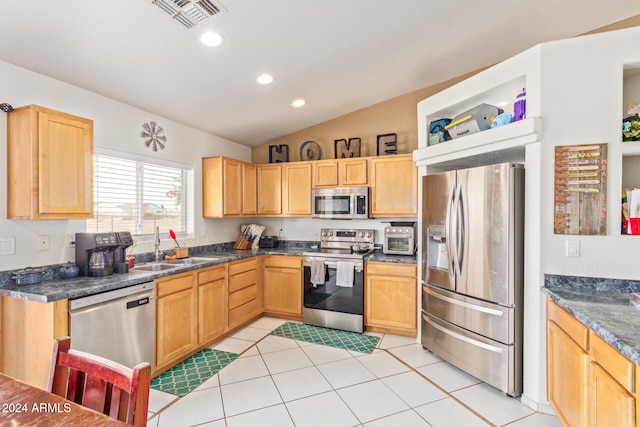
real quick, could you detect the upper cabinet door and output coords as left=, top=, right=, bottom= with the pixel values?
left=8, top=105, right=93, bottom=219
left=242, top=163, right=257, bottom=216
left=282, top=162, right=312, bottom=216
left=313, top=161, right=339, bottom=187
left=257, top=164, right=282, bottom=215
left=369, top=154, right=417, bottom=217
left=222, top=158, right=243, bottom=216
left=339, top=159, right=368, bottom=186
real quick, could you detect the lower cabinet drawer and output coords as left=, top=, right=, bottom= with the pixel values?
left=229, top=299, right=259, bottom=326
left=229, top=270, right=257, bottom=293
left=229, top=284, right=257, bottom=309
left=590, top=331, right=635, bottom=393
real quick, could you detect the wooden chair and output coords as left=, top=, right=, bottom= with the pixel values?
left=47, top=336, right=151, bottom=427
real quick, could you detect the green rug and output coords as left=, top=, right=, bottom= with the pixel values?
left=271, top=322, right=379, bottom=354
left=151, top=348, right=238, bottom=396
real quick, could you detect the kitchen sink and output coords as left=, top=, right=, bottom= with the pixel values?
left=133, top=257, right=219, bottom=272
left=133, top=263, right=176, bottom=272
left=164, top=257, right=219, bottom=265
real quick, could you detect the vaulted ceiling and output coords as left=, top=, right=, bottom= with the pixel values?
left=1, top=1, right=639, bottom=146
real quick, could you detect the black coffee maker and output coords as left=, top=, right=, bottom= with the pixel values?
left=113, top=231, right=133, bottom=274
left=75, top=232, right=118, bottom=277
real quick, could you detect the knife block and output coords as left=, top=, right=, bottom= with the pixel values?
left=174, top=247, right=189, bottom=258
left=233, top=235, right=252, bottom=249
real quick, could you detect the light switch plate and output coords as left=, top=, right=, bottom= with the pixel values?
left=566, top=239, right=580, bottom=257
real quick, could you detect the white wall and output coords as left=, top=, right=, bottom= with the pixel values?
left=0, top=60, right=251, bottom=270
left=538, top=27, right=640, bottom=279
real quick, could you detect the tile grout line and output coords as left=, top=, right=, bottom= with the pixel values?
left=381, top=347, right=499, bottom=427
left=147, top=334, right=266, bottom=423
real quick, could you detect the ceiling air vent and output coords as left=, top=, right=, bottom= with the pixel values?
left=152, top=0, right=225, bottom=29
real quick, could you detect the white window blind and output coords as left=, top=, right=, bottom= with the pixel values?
left=87, top=152, right=194, bottom=238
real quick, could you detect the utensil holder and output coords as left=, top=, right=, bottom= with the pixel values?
left=174, top=247, right=189, bottom=258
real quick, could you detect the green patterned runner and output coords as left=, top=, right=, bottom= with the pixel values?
left=271, top=322, right=379, bottom=354
left=151, top=348, right=238, bottom=396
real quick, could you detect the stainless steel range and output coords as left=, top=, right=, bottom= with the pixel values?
left=302, top=228, right=374, bottom=333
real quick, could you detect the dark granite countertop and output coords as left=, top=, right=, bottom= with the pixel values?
left=0, top=246, right=416, bottom=303
left=543, top=274, right=640, bottom=366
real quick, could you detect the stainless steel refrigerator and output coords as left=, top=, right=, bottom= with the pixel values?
left=421, top=162, right=524, bottom=397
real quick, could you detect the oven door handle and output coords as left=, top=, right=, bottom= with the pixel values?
left=304, top=259, right=363, bottom=271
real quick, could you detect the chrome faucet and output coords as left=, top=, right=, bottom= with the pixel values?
left=154, top=226, right=161, bottom=262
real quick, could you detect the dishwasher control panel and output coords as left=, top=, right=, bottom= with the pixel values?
left=69, top=281, right=155, bottom=311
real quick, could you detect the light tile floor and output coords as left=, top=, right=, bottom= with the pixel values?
left=147, top=317, right=561, bottom=427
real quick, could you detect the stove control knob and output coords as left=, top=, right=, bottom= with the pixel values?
left=321, top=231, right=328, bottom=237
left=329, top=231, right=334, bottom=237
left=359, top=232, right=365, bottom=237
left=366, top=231, right=372, bottom=238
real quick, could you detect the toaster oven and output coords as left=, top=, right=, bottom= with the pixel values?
left=383, top=223, right=417, bottom=255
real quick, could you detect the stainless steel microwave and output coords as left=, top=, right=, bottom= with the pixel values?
left=311, top=187, right=368, bottom=219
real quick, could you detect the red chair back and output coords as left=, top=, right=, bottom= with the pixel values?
left=47, top=336, right=151, bottom=426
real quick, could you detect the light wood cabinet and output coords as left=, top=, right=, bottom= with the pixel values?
left=547, top=300, right=590, bottom=427
left=365, top=262, right=417, bottom=336
left=228, top=258, right=261, bottom=328
left=590, top=331, right=636, bottom=427
left=197, top=265, right=228, bottom=344
left=202, top=156, right=256, bottom=217
left=282, top=162, right=312, bottom=216
left=0, top=297, right=68, bottom=388
left=546, top=299, right=640, bottom=427
left=155, top=272, right=198, bottom=370
left=313, top=158, right=368, bottom=187
left=257, top=164, right=282, bottom=215
left=263, top=256, right=302, bottom=317
left=369, top=154, right=417, bottom=217
left=7, top=104, right=93, bottom=219
left=242, top=163, right=257, bottom=215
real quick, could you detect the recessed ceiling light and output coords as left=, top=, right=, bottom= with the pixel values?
left=200, top=31, right=224, bottom=47
left=257, top=74, right=275, bottom=85
left=496, top=101, right=509, bottom=107
left=292, top=99, right=306, bottom=107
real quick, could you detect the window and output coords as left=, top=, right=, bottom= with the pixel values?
left=87, top=149, right=194, bottom=239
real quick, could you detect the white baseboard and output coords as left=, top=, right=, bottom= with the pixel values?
left=520, top=394, right=556, bottom=415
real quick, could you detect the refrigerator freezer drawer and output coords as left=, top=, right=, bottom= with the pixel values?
left=422, top=283, right=515, bottom=344
left=421, top=312, right=521, bottom=397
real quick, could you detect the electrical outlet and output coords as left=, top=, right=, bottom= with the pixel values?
left=37, top=235, right=50, bottom=251
left=66, top=234, right=76, bottom=248
left=0, top=237, right=15, bottom=255
left=200, top=225, right=207, bottom=238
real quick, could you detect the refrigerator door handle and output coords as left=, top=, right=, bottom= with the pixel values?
left=446, top=182, right=456, bottom=277
left=457, top=183, right=466, bottom=275
left=451, top=183, right=463, bottom=276
left=423, top=285, right=504, bottom=316
left=422, top=313, right=504, bottom=353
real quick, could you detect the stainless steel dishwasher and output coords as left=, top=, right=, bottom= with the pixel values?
left=69, top=281, right=155, bottom=373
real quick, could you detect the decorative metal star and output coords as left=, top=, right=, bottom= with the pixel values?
left=141, top=121, right=167, bottom=151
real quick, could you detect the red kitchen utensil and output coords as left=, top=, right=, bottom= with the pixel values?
left=169, top=229, right=180, bottom=247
